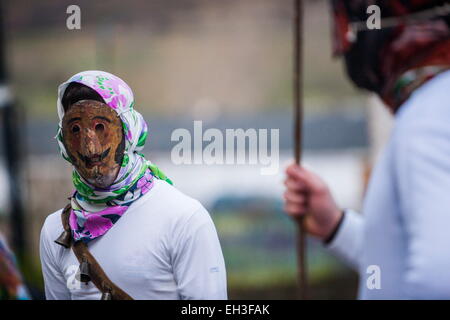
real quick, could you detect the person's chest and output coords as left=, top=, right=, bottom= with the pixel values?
left=57, top=207, right=179, bottom=300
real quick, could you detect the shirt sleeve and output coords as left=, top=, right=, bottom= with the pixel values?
left=39, top=217, right=71, bottom=300
left=393, top=118, right=450, bottom=299
left=325, top=209, right=364, bottom=271
left=171, top=206, right=227, bottom=300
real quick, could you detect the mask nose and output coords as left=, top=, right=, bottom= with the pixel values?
left=82, top=128, right=102, bottom=156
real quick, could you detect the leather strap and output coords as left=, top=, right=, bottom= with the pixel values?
left=57, top=204, right=133, bottom=300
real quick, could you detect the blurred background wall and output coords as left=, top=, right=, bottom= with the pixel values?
left=0, top=0, right=390, bottom=299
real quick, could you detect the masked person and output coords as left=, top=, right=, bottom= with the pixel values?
left=284, top=1, right=450, bottom=299
left=39, top=71, right=227, bottom=300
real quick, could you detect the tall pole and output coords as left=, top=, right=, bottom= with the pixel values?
left=293, top=0, right=307, bottom=299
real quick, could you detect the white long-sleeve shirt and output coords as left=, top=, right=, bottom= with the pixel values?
left=327, top=70, right=450, bottom=299
left=39, top=178, right=227, bottom=300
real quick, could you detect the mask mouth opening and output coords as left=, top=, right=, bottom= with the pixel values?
left=77, top=147, right=111, bottom=168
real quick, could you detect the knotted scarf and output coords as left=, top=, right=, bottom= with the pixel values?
left=56, top=70, right=172, bottom=243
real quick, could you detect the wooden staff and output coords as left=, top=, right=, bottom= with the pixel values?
left=293, top=0, right=307, bottom=300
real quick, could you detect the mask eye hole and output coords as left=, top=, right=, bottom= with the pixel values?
left=71, top=124, right=80, bottom=134
left=95, top=123, right=105, bottom=133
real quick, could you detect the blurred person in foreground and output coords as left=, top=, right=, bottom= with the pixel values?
left=40, top=71, right=227, bottom=300
left=284, top=1, right=450, bottom=299
left=0, top=232, right=30, bottom=299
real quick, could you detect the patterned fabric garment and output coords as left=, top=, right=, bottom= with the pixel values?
left=0, top=234, right=30, bottom=300
left=330, top=0, right=450, bottom=111
left=56, top=71, right=172, bottom=243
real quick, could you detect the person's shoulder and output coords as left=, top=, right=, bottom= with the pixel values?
left=390, top=72, right=450, bottom=160
left=149, top=178, right=203, bottom=211
left=153, top=182, right=216, bottom=244
left=40, top=208, right=65, bottom=243
left=139, top=178, right=211, bottom=225
left=396, top=70, right=450, bottom=131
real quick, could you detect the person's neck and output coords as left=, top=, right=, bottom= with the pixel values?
left=381, top=40, right=450, bottom=113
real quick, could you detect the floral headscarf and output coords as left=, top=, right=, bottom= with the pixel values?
left=56, top=70, right=172, bottom=242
